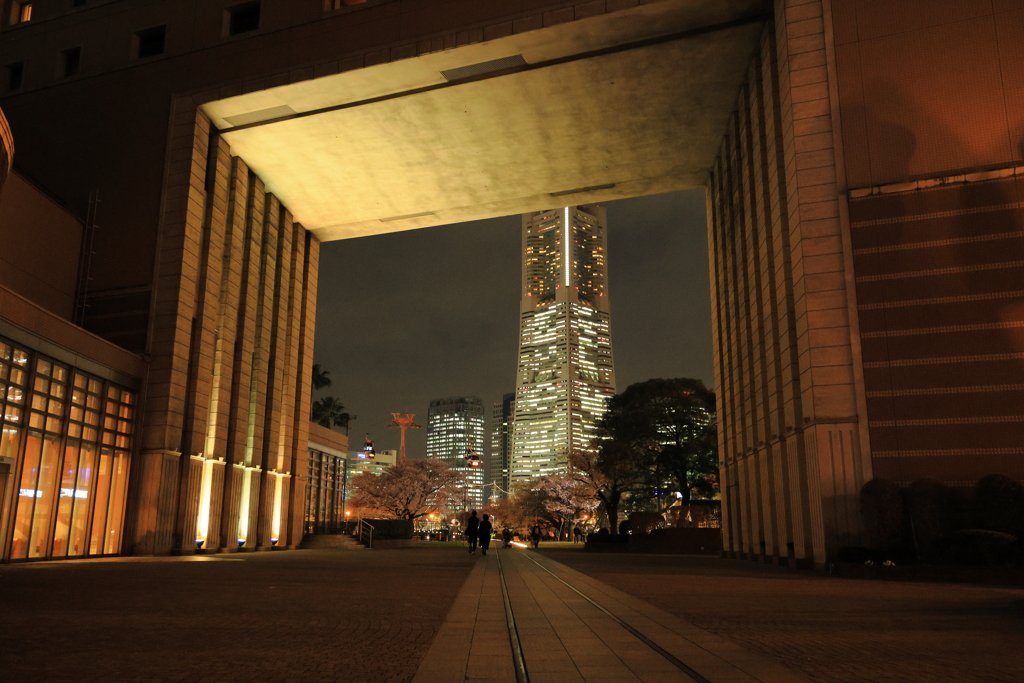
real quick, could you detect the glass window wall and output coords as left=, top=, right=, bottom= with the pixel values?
left=0, top=337, right=136, bottom=562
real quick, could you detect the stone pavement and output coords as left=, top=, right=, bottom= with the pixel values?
left=0, top=548, right=476, bottom=683
left=3, top=546, right=1021, bottom=682
left=416, top=547, right=811, bottom=683
left=542, top=549, right=1024, bottom=683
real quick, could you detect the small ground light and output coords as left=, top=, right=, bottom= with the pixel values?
left=237, top=539, right=245, bottom=548
left=270, top=538, right=278, bottom=546
left=195, top=539, right=204, bottom=550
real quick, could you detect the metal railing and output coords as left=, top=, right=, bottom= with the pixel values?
left=355, top=518, right=375, bottom=549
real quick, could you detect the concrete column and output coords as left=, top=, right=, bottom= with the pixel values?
left=288, top=232, right=319, bottom=549
left=131, top=450, right=180, bottom=555
left=136, top=101, right=212, bottom=554
left=220, top=463, right=245, bottom=551
left=207, top=152, right=249, bottom=460
left=773, top=0, right=868, bottom=565
left=226, top=174, right=264, bottom=468
left=205, top=459, right=226, bottom=551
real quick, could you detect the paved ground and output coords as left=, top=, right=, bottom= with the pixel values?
left=0, top=548, right=476, bottom=683
left=3, top=546, right=1022, bottom=682
left=541, top=549, right=1024, bottom=683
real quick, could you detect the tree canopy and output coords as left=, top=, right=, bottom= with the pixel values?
left=349, top=459, right=465, bottom=520
left=311, top=396, right=353, bottom=434
left=312, top=363, right=332, bottom=391
left=566, top=377, right=718, bottom=532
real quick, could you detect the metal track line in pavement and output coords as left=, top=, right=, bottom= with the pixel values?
left=519, top=551, right=712, bottom=683
left=496, top=551, right=530, bottom=683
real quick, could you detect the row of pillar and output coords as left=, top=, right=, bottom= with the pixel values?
left=129, top=103, right=318, bottom=555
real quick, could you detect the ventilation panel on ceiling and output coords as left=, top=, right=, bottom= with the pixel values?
left=440, top=55, right=527, bottom=82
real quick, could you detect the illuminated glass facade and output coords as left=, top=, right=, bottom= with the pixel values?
left=426, top=396, right=486, bottom=508
left=1, top=337, right=135, bottom=561
left=510, top=206, right=615, bottom=482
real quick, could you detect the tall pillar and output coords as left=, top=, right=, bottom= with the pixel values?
left=135, top=102, right=320, bottom=556
left=707, top=0, right=871, bottom=567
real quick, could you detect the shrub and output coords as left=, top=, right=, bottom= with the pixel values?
left=860, top=478, right=908, bottom=559
left=836, top=546, right=873, bottom=563
left=365, top=519, right=414, bottom=540
left=944, top=529, right=1020, bottom=566
left=618, top=520, right=632, bottom=535
left=905, top=479, right=953, bottom=561
left=628, top=511, right=664, bottom=536
left=974, top=475, right=1024, bottom=537
left=586, top=533, right=629, bottom=544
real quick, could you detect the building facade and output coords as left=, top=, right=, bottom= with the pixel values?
left=426, top=396, right=485, bottom=509
left=0, top=0, right=1021, bottom=571
left=489, top=393, right=514, bottom=501
left=346, top=448, right=397, bottom=485
left=510, top=206, right=616, bottom=483
left=305, top=422, right=348, bottom=533
left=706, top=0, right=1024, bottom=568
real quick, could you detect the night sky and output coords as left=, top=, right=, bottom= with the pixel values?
left=313, top=188, right=714, bottom=459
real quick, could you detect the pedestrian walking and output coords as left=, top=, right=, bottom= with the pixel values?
left=465, top=510, right=480, bottom=554
left=502, top=527, right=513, bottom=548
left=530, top=524, right=541, bottom=549
left=478, top=514, right=493, bottom=556
left=573, top=524, right=583, bottom=543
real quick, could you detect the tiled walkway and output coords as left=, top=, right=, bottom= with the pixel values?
left=414, top=548, right=811, bottom=683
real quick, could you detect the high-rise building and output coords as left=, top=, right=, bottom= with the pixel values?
left=489, top=393, right=515, bottom=501
left=426, top=397, right=486, bottom=509
left=510, top=206, right=616, bottom=483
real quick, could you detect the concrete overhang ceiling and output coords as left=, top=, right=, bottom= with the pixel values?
left=201, top=0, right=769, bottom=241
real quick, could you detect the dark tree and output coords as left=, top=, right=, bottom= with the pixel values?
left=311, top=396, right=353, bottom=434
left=569, top=441, right=652, bottom=536
left=312, top=363, right=332, bottom=391
left=599, top=378, right=718, bottom=504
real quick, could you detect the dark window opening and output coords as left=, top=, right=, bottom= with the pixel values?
left=227, top=1, right=260, bottom=36
left=61, top=47, right=81, bottom=77
left=72, top=0, right=87, bottom=7
left=6, top=62, right=24, bottom=91
left=134, top=25, right=166, bottom=59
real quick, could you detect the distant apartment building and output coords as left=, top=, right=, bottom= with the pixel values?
left=346, top=448, right=397, bottom=484
left=510, top=206, right=616, bottom=483
left=489, top=393, right=514, bottom=501
left=426, top=396, right=486, bottom=509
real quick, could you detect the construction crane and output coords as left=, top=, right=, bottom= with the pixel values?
left=388, top=412, right=421, bottom=463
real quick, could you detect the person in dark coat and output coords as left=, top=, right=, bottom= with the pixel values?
left=465, top=510, right=480, bottom=554
left=502, top=527, right=513, bottom=548
left=530, top=524, right=541, bottom=549
left=478, top=514, right=493, bottom=556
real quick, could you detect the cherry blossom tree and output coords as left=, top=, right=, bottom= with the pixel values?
left=350, top=458, right=465, bottom=520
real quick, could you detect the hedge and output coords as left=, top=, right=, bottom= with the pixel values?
left=365, top=519, right=414, bottom=540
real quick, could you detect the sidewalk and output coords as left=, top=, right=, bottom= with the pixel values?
left=414, top=548, right=811, bottom=683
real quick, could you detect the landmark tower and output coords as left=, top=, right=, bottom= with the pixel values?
left=510, top=206, right=616, bottom=483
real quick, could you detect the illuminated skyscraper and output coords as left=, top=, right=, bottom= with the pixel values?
left=426, top=396, right=486, bottom=508
left=510, top=206, right=616, bottom=483
left=489, top=393, right=515, bottom=501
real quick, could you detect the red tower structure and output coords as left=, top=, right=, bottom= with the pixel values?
left=388, top=413, right=421, bottom=463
